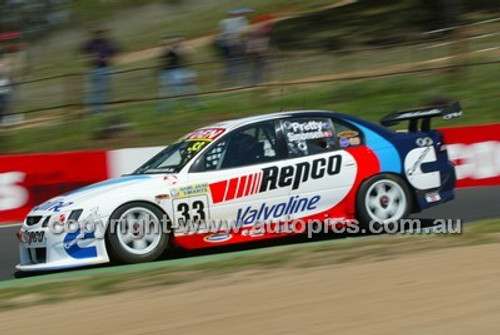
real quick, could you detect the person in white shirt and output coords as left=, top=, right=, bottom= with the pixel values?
left=217, top=8, right=252, bottom=87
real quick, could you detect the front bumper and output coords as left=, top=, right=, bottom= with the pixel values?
left=16, top=257, right=108, bottom=272
left=16, top=215, right=110, bottom=272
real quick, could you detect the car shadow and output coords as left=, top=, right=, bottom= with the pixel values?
left=14, top=218, right=438, bottom=279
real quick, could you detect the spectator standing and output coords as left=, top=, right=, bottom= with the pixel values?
left=157, top=34, right=201, bottom=112
left=217, top=8, right=251, bottom=87
left=81, top=27, right=118, bottom=114
left=247, top=14, right=275, bottom=86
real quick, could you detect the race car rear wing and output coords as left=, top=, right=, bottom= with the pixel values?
left=380, top=101, right=462, bottom=132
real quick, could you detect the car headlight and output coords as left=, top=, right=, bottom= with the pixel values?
left=68, top=209, right=83, bottom=222
left=41, top=216, right=51, bottom=228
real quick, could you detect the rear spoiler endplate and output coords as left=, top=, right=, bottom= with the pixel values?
left=380, top=101, right=462, bottom=132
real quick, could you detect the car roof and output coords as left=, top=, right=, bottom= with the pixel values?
left=207, top=110, right=338, bottom=132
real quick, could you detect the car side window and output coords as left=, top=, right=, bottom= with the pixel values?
left=332, top=120, right=363, bottom=148
left=204, top=140, right=227, bottom=170
left=282, top=117, right=337, bottom=158
left=203, top=121, right=278, bottom=171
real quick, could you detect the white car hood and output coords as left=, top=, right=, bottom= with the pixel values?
left=29, top=174, right=173, bottom=216
left=64, top=175, right=158, bottom=202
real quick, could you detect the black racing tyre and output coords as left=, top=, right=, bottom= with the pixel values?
left=106, top=201, right=170, bottom=264
left=356, top=174, right=412, bottom=231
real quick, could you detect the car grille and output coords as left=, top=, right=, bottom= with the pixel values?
left=29, top=248, right=47, bottom=264
left=26, top=216, right=43, bottom=226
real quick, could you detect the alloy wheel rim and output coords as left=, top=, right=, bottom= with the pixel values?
left=116, top=207, right=162, bottom=255
left=365, top=179, right=407, bottom=224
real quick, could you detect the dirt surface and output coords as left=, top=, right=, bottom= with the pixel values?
left=2, top=243, right=500, bottom=334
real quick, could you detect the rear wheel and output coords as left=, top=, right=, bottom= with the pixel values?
left=356, top=174, right=411, bottom=230
left=106, top=202, right=170, bottom=263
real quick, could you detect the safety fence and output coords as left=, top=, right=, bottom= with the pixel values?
left=3, top=24, right=500, bottom=118
left=1, top=123, right=499, bottom=224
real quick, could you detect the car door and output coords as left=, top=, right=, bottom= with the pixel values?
left=186, top=120, right=292, bottom=229
left=278, top=116, right=359, bottom=221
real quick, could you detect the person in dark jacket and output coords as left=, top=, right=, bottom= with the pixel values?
left=157, top=34, right=201, bottom=112
left=81, top=27, right=118, bottom=114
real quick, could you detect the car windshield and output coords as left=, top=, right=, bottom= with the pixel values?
left=133, top=140, right=210, bottom=174
left=133, top=127, right=225, bottom=174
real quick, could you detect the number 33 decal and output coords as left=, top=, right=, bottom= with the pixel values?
left=174, top=197, right=208, bottom=225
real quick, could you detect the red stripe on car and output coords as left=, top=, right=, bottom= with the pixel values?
left=236, top=175, right=247, bottom=198
left=225, top=178, right=239, bottom=201
left=209, top=181, right=227, bottom=204
left=253, top=173, right=261, bottom=194
left=244, top=174, right=254, bottom=196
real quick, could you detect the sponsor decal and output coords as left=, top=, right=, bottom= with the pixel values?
left=443, top=110, right=463, bottom=120
left=339, top=137, right=349, bottom=148
left=209, top=154, right=342, bottom=204
left=404, top=147, right=441, bottom=190
left=406, top=147, right=431, bottom=177
left=186, top=141, right=209, bottom=153
left=63, top=229, right=98, bottom=259
left=348, top=137, right=361, bottom=146
left=260, top=154, right=342, bottom=192
left=236, top=195, right=321, bottom=226
left=170, top=183, right=210, bottom=199
left=18, top=230, right=45, bottom=245
left=183, top=128, right=225, bottom=141
left=33, top=200, right=73, bottom=213
left=285, top=120, right=325, bottom=133
left=337, top=131, right=359, bottom=138
left=397, top=109, right=441, bottom=119
left=283, top=120, right=334, bottom=142
left=425, top=191, right=442, bottom=203
left=416, top=137, right=434, bottom=147
left=203, top=233, right=232, bottom=243
left=338, top=131, right=360, bottom=147
left=170, top=188, right=180, bottom=198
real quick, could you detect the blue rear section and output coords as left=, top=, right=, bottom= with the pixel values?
left=348, top=120, right=401, bottom=174
left=335, top=113, right=456, bottom=212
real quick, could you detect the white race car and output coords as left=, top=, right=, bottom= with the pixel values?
left=17, top=106, right=460, bottom=271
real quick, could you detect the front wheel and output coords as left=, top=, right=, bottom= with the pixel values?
left=356, top=174, right=412, bottom=230
left=106, top=202, right=170, bottom=264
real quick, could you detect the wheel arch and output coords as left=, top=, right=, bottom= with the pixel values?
left=104, top=200, right=174, bottom=263
left=355, top=172, right=419, bottom=215
left=107, top=199, right=174, bottom=235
